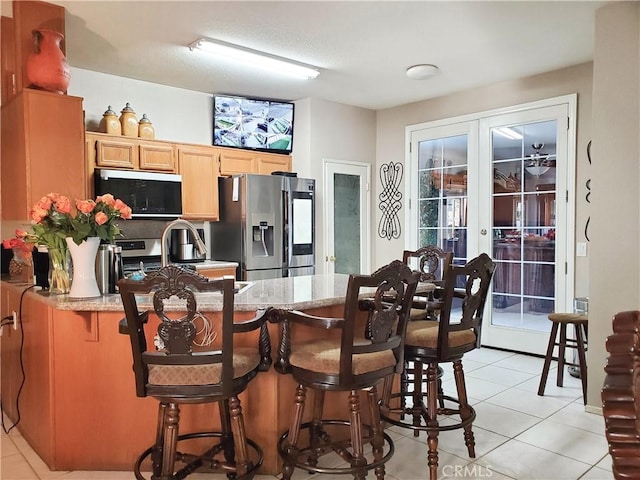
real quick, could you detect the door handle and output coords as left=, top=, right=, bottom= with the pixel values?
left=327, top=255, right=336, bottom=262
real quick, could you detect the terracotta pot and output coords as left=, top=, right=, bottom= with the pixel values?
left=25, top=29, right=71, bottom=94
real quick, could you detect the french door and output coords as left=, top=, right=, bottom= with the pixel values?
left=407, top=96, right=576, bottom=355
left=323, top=159, right=371, bottom=275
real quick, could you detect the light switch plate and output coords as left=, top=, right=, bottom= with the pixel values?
left=576, top=242, right=587, bottom=257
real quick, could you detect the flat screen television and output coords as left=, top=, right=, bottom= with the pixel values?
left=213, top=94, right=294, bottom=155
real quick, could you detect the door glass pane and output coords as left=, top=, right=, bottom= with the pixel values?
left=492, top=120, right=557, bottom=330
left=333, top=173, right=360, bottom=274
left=417, top=135, right=468, bottom=263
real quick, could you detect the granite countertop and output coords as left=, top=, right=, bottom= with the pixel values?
left=2, top=274, right=434, bottom=313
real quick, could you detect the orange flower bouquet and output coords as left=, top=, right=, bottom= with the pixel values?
left=7, top=193, right=132, bottom=293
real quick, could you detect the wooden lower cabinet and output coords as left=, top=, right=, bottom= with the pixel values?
left=178, top=145, right=220, bottom=220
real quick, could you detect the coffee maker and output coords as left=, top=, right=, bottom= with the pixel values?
left=169, top=228, right=206, bottom=263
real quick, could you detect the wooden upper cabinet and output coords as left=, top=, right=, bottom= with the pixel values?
left=218, top=148, right=292, bottom=176
left=218, top=149, right=257, bottom=175
left=93, top=135, right=137, bottom=169
left=86, top=133, right=177, bottom=173
left=178, top=144, right=219, bottom=221
left=138, top=140, right=176, bottom=171
left=1, top=89, right=85, bottom=220
left=256, top=152, right=292, bottom=175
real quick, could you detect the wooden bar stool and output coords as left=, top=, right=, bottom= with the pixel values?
left=537, top=312, right=588, bottom=404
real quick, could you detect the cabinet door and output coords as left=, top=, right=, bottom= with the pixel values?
left=1, top=89, right=85, bottom=220
left=178, top=145, right=219, bottom=220
left=256, top=153, right=292, bottom=174
left=219, top=149, right=257, bottom=175
left=139, top=141, right=176, bottom=172
left=95, top=137, right=137, bottom=169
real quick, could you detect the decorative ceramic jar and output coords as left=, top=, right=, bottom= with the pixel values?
left=25, top=29, right=70, bottom=94
left=119, top=103, right=138, bottom=137
left=138, top=114, right=155, bottom=139
left=99, top=105, right=122, bottom=135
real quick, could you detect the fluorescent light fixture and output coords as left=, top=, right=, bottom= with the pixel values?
left=188, top=38, right=320, bottom=80
left=494, top=127, right=523, bottom=140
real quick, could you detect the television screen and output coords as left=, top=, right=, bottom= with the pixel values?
left=213, top=95, right=294, bottom=155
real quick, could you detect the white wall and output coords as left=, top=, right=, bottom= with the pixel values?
left=588, top=1, right=640, bottom=410
left=300, top=98, right=376, bottom=274
left=68, top=67, right=212, bottom=145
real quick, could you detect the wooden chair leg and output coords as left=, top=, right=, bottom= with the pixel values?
left=557, top=322, right=567, bottom=387
left=282, top=384, right=307, bottom=480
left=538, top=321, right=560, bottom=396
left=426, top=363, right=439, bottom=480
left=151, top=403, right=167, bottom=478
left=348, top=389, right=367, bottom=480
left=453, top=360, right=475, bottom=458
left=218, top=399, right=235, bottom=467
left=412, top=361, right=424, bottom=437
left=367, top=385, right=386, bottom=480
left=229, top=395, right=251, bottom=477
left=161, top=402, right=180, bottom=478
left=575, top=323, right=588, bottom=404
left=308, top=389, right=325, bottom=469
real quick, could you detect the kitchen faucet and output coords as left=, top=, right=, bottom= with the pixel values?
left=160, top=219, right=207, bottom=267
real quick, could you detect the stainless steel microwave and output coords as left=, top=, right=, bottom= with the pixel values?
left=94, top=168, right=182, bottom=218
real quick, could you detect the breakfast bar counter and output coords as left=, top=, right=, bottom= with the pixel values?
left=1, top=274, right=429, bottom=475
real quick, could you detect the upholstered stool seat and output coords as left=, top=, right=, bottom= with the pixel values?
left=537, top=312, right=588, bottom=404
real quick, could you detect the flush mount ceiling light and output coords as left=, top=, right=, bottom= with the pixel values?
left=188, top=38, right=320, bottom=80
left=406, top=64, right=439, bottom=80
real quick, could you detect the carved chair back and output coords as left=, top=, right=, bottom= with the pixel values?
left=402, top=245, right=453, bottom=285
left=436, top=253, right=496, bottom=361
left=118, top=265, right=270, bottom=400
left=275, top=260, right=420, bottom=389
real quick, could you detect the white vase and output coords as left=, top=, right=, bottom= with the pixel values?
left=66, top=237, right=101, bottom=298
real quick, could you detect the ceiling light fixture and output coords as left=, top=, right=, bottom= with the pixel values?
left=494, top=127, right=523, bottom=140
left=406, top=64, right=439, bottom=80
left=525, top=143, right=553, bottom=176
left=188, top=38, right=320, bottom=80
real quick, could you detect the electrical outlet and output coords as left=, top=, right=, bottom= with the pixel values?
left=12, top=311, right=18, bottom=330
left=576, top=242, right=587, bottom=257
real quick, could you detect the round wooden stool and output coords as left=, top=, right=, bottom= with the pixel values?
left=537, top=313, right=588, bottom=404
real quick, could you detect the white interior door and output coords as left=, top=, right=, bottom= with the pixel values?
left=323, top=160, right=371, bottom=275
left=479, top=102, right=575, bottom=354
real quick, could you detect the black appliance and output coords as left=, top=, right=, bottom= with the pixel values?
left=94, top=168, right=182, bottom=219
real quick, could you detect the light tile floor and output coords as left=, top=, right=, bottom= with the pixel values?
left=1, top=348, right=613, bottom=480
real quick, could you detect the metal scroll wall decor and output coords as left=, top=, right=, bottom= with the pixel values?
left=378, top=162, right=403, bottom=240
left=584, top=140, right=591, bottom=241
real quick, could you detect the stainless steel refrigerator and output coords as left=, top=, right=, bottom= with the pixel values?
left=210, top=173, right=315, bottom=280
